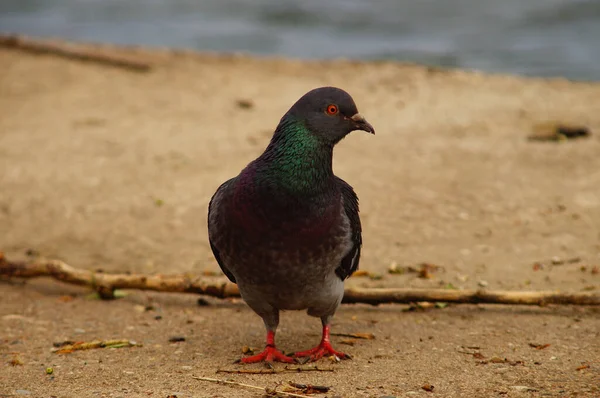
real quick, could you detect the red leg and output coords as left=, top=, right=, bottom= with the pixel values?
left=294, top=325, right=348, bottom=361
left=238, top=330, right=295, bottom=364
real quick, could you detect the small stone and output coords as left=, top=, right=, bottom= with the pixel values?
left=16, top=390, right=31, bottom=395
left=511, top=386, right=537, bottom=392
left=422, top=383, right=435, bottom=392
left=236, top=99, right=254, bottom=109
left=25, top=249, right=40, bottom=257
left=388, top=262, right=405, bottom=274
left=74, top=328, right=85, bottom=334
left=181, top=366, right=192, bottom=370
left=551, top=256, right=563, bottom=265
left=478, top=280, right=488, bottom=287
left=196, top=298, right=210, bottom=306
left=169, top=336, right=186, bottom=343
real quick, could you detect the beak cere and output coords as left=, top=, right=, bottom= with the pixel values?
left=351, top=113, right=375, bottom=135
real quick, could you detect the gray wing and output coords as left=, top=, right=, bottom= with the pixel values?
left=334, top=177, right=362, bottom=281
left=207, top=178, right=237, bottom=283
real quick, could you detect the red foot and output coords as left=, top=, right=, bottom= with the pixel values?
left=294, top=325, right=349, bottom=362
left=294, top=340, right=348, bottom=361
left=239, top=345, right=295, bottom=364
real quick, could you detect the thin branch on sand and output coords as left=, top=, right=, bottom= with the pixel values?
left=341, top=287, right=600, bottom=306
left=1, top=254, right=598, bottom=306
left=52, top=339, right=140, bottom=354
left=192, top=376, right=312, bottom=398
left=0, top=34, right=151, bottom=72
left=0, top=254, right=239, bottom=299
left=216, top=365, right=334, bottom=374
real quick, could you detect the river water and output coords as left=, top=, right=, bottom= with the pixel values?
left=1, top=0, right=599, bottom=81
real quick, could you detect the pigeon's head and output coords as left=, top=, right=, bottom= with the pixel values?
left=285, top=87, right=375, bottom=144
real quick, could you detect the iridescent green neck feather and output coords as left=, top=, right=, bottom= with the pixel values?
left=256, top=116, right=334, bottom=193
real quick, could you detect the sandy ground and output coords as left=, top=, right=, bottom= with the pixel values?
left=1, top=40, right=599, bottom=397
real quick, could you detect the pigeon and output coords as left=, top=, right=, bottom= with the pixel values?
left=207, top=86, right=374, bottom=363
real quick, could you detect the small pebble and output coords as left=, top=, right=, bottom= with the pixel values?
left=74, top=328, right=85, bottom=334
left=478, top=280, right=489, bottom=287
left=511, top=386, right=537, bottom=392
left=422, top=384, right=435, bottom=392
left=15, top=390, right=31, bottom=395
left=197, top=298, right=210, bottom=306
left=236, top=99, right=254, bottom=109
left=169, top=336, right=186, bottom=343
left=551, top=256, right=562, bottom=265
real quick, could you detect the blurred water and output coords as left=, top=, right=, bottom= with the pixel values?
left=1, top=0, right=599, bottom=81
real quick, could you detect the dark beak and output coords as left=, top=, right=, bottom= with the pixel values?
left=351, top=113, right=375, bottom=135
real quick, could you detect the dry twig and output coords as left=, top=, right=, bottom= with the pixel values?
left=0, top=34, right=151, bottom=72
left=192, top=376, right=312, bottom=398
left=0, top=255, right=239, bottom=299
left=1, top=254, right=599, bottom=306
left=341, top=287, right=600, bottom=306
left=288, top=382, right=330, bottom=394
left=331, top=332, right=375, bottom=339
left=216, top=366, right=334, bottom=374
left=52, top=339, right=139, bottom=354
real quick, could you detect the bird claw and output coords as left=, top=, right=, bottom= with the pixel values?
left=238, top=345, right=296, bottom=364
left=294, top=356, right=311, bottom=365
left=294, top=341, right=349, bottom=362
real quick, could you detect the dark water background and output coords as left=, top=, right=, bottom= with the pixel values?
left=1, top=0, right=599, bottom=81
